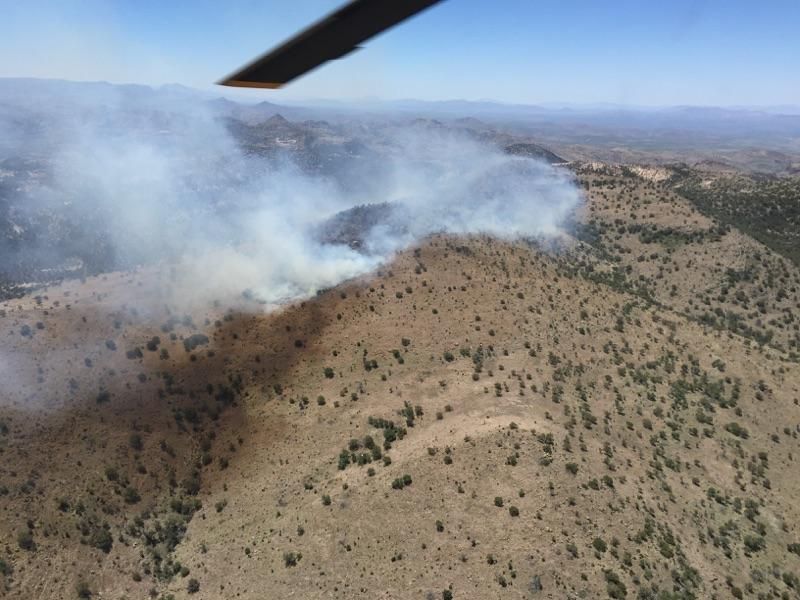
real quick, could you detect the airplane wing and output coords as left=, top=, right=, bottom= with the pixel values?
left=218, top=0, right=444, bottom=89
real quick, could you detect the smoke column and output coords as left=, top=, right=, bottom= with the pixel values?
left=3, top=83, right=583, bottom=308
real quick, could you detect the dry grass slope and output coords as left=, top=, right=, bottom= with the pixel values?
left=0, top=169, right=799, bottom=600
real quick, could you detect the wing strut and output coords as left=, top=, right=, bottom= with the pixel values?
left=218, top=0, right=444, bottom=89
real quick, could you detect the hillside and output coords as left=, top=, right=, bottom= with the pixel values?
left=571, top=163, right=800, bottom=356
left=1, top=167, right=799, bottom=599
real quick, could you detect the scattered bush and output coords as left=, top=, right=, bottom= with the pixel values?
left=89, top=527, right=113, bottom=553
left=392, top=474, right=413, bottom=490
left=129, top=433, right=143, bottom=451
left=283, top=551, right=301, bottom=567
left=724, top=422, right=749, bottom=439
left=76, top=580, right=92, bottom=598
left=604, top=569, right=627, bottom=599
left=123, top=486, right=141, bottom=504
left=183, top=334, right=209, bottom=353
left=744, top=535, right=765, bottom=553
left=17, top=530, right=34, bottom=551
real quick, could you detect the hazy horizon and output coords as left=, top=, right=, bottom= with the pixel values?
left=2, top=76, right=799, bottom=115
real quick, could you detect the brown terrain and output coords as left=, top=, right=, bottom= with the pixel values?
left=1, top=164, right=800, bottom=600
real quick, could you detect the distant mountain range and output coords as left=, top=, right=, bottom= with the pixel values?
left=2, top=77, right=799, bottom=125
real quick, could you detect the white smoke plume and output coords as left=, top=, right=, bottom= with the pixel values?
left=4, top=85, right=583, bottom=309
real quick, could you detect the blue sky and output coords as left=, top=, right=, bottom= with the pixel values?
left=1, top=0, right=798, bottom=106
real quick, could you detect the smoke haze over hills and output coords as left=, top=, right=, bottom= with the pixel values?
left=0, top=79, right=582, bottom=307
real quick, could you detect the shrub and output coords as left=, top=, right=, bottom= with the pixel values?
left=744, top=535, right=765, bottom=553
left=76, top=580, right=92, bottom=598
left=183, top=472, right=201, bottom=495
left=565, top=462, right=579, bottom=475
left=509, top=506, right=520, bottom=517
left=604, top=569, right=627, bottom=599
left=324, top=367, right=335, bottom=379
left=17, top=530, right=34, bottom=551
left=129, top=433, right=143, bottom=451
left=392, top=475, right=413, bottom=490
left=494, top=497, right=504, bottom=507
left=283, top=552, right=301, bottom=567
left=724, top=422, right=749, bottom=439
left=105, top=466, right=119, bottom=482
left=322, top=494, right=332, bottom=506
left=187, top=578, right=200, bottom=593
left=123, top=486, right=141, bottom=504
left=0, top=559, right=12, bottom=577
left=183, top=334, right=209, bottom=353
left=337, top=450, right=350, bottom=470
left=89, top=527, right=113, bottom=553
left=593, top=537, right=607, bottom=553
